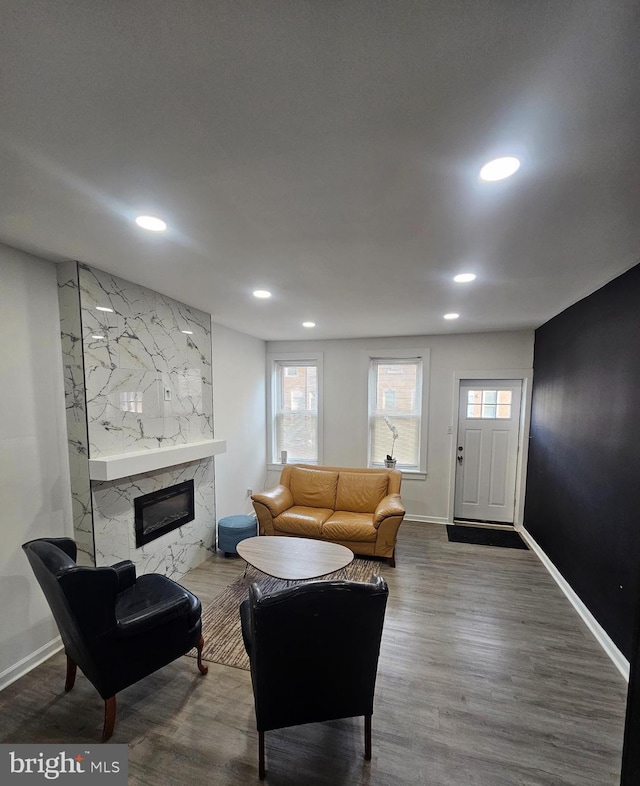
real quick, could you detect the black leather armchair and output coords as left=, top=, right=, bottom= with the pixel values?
left=240, top=576, right=389, bottom=779
left=22, top=537, right=208, bottom=741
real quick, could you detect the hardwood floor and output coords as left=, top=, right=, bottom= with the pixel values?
left=0, top=522, right=628, bottom=785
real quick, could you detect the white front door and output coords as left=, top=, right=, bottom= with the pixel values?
left=454, top=380, right=522, bottom=524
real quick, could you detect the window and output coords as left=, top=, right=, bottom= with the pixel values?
left=368, top=354, right=427, bottom=472
left=268, top=353, right=323, bottom=465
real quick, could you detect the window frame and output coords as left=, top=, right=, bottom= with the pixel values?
left=266, top=352, right=323, bottom=469
left=365, top=348, right=429, bottom=477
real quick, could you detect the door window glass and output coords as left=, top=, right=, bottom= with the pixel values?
left=467, top=389, right=512, bottom=419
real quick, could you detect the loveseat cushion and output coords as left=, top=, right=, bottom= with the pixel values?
left=322, top=512, right=378, bottom=543
left=289, top=467, right=339, bottom=509
left=274, top=506, right=334, bottom=538
left=335, top=472, right=389, bottom=513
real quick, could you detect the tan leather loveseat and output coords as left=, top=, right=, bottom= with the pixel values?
left=251, top=464, right=405, bottom=566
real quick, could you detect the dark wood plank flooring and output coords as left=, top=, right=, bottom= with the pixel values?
left=0, top=522, right=628, bottom=785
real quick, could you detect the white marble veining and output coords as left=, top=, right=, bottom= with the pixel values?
left=58, top=261, right=217, bottom=577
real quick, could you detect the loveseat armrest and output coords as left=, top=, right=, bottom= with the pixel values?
left=251, top=485, right=293, bottom=518
left=373, top=494, right=405, bottom=527
left=251, top=485, right=294, bottom=536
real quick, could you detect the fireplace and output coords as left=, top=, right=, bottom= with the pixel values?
left=134, top=479, right=195, bottom=548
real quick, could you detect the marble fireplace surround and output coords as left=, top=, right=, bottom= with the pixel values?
left=90, top=440, right=225, bottom=578
left=58, top=261, right=226, bottom=579
left=92, top=457, right=216, bottom=578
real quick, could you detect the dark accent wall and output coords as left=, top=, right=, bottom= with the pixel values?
left=524, top=262, right=640, bottom=659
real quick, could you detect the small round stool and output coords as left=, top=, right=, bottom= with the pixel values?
left=217, top=514, right=257, bottom=557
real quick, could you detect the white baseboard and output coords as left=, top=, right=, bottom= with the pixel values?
left=0, top=637, right=63, bottom=693
left=519, top=527, right=630, bottom=682
left=405, top=515, right=449, bottom=525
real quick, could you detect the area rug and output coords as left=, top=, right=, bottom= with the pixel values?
left=186, top=558, right=382, bottom=671
left=446, top=524, right=528, bottom=550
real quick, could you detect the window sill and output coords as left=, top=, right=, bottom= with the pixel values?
left=369, top=466, right=426, bottom=480
left=267, top=462, right=319, bottom=472
left=267, top=463, right=425, bottom=480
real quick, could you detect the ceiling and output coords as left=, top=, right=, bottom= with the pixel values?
left=1, top=1, right=639, bottom=341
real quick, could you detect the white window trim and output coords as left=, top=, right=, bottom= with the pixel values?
left=266, top=351, right=324, bottom=470
left=363, top=348, right=430, bottom=478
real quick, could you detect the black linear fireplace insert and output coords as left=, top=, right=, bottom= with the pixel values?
left=134, top=479, right=195, bottom=548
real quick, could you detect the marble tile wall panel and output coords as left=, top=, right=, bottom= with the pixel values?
left=57, top=262, right=216, bottom=577
left=78, top=264, right=213, bottom=458
left=57, top=261, right=94, bottom=566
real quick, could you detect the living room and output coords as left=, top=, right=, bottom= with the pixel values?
left=1, top=2, right=639, bottom=784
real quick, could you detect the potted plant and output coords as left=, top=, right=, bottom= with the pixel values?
left=383, top=417, right=398, bottom=468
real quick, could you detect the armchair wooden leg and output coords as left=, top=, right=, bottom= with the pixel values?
left=388, top=550, right=396, bottom=568
left=364, top=715, right=372, bottom=761
left=102, top=696, right=116, bottom=742
left=196, top=635, right=209, bottom=674
left=64, top=654, right=77, bottom=692
left=258, top=730, right=265, bottom=780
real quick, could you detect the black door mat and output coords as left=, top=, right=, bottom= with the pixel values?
left=446, top=524, right=528, bottom=549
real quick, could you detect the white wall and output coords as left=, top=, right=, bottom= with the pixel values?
left=0, top=244, right=72, bottom=689
left=212, top=323, right=266, bottom=525
left=267, top=331, right=534, bottom=522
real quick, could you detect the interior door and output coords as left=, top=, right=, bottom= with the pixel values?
left=454, top=380, right=522, bottom=524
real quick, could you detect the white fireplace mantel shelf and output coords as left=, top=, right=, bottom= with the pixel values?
left=88, top=439, right=227, bottom=481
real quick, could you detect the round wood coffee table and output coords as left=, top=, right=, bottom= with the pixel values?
left=236, top=536, right=354, bottom=581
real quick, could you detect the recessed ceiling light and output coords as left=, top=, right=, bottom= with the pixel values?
left=444, top=313, right=460, bottom=320
left=135, top=215, right=167, bottom=231
left=453, top=273, right=476, bottom=283
left=253, top=290, right=272, bottom=299
left=479, top=156, right=520, bottom=181
left=302, top=321, right=316, bottom=328
left=95, top=306, right=114, bottom=312
left=91, top=335, right=105, bottom=340
left=181, top=330, right=193, bottom=335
